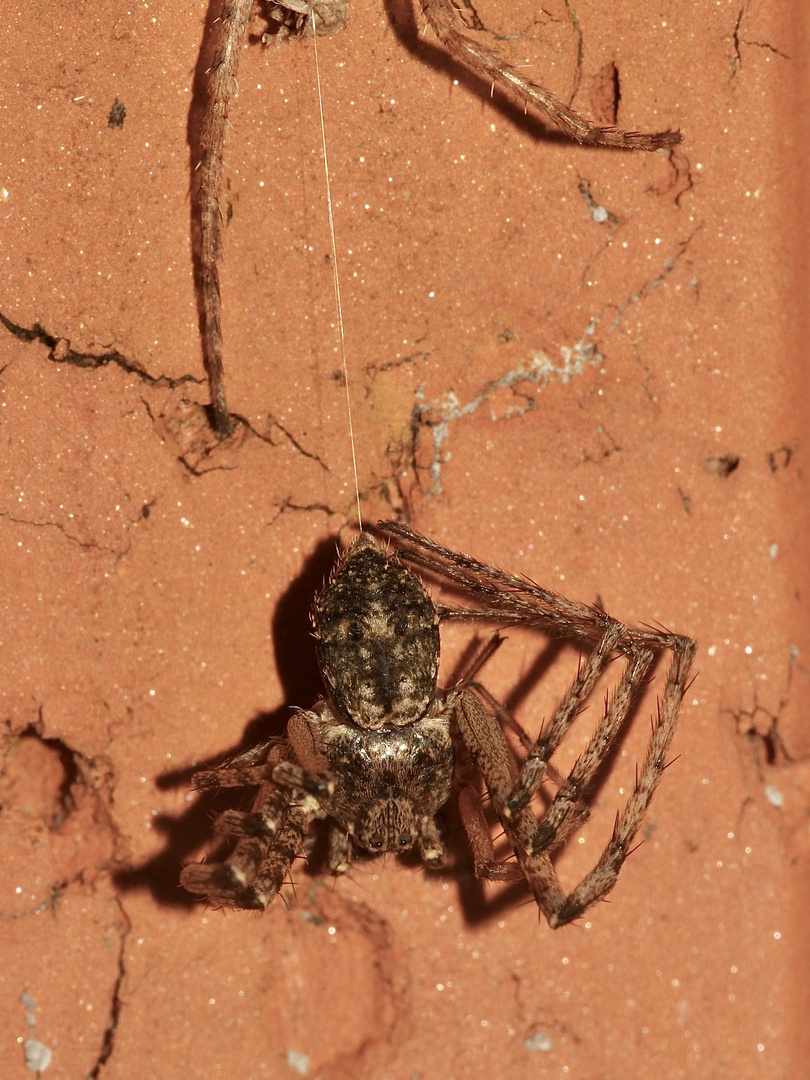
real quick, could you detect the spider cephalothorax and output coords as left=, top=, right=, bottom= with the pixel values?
left=181, top=523, right=695, bottom=927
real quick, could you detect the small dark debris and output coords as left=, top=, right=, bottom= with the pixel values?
left=767, top=446, right=792, bottom=472
left=225, top=179, right=237, bottom=225
left=498, top=328, right=515, bottom=344
left=141, top=504, right=150, bottom=519
left=108, top=97, right=126, bottom=128
left=707, top=454, right=740, bottom=477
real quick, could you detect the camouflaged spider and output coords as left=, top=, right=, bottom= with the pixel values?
left=181, top=522, right=695, bottom=927
left=197, top=0, right=681, bottom=434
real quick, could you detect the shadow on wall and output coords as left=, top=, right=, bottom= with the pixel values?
left=113, top=535, right=337, bottom=908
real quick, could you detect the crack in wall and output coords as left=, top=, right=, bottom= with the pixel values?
left=730, top=2, right=791, bottom=78
left=562, top=0, right=584, bottom=99
left=0, top=509, right=130, bottom=559
left=608, top=226, right=701, bottom=332
left=294, top=892, right=409, bottom=1077
left=411, top=229, right=699, bottom=497
left=1, top=721, right=130, bottom=1077
left=0, top=312, right=200, bottom=392
left=0, top=718, right=122, bottom=898
left=268, top=498, right=341, bottom=526
left=0, top=315, right=332, bottom=483
left=413, top=322, right=602, bottom=494
left=251, top=414, right=331, bottom=473
left=86, top=897, right=131, bottom=1080
left=0, top=885, right=61, bottom=922
left=723, top=665, right=798, bottom=774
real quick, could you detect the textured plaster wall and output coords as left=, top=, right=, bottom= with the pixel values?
left=1, top=1, right=808, bottom=1078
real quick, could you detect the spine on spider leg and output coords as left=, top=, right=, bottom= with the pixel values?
left=418, top=0, right=679, bottom=151
left=197, top=0, right=253, bottom=435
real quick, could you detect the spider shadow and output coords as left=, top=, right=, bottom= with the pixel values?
left=113, top=534, right=338, bottom=908
left=381, top=0, right=597, bottom=147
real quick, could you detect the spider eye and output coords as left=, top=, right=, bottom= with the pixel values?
left=392, top=615, right=409, bottom=636
left=347, top=622, right=364, bottom=642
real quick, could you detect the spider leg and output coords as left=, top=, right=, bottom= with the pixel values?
left=378, top=521, right=691, bottom=817
left=180, top=777, right=317, bottom=909
left=328, top=824, right=351, bottom=874
left=239, top=801, right=317, bottom=908
left=196, top=0, right=255, bottom=435
left=457, top=783, right=525, bottom=885
left=462, top=678, right=533, bottom=754
left=181, top=731, right=331, bottom=908
left=530, top=644, right=655, bottom=852
left=273, top=759, right=334, bottom=800
left=462, top=677, right=591, bottom=845
left=380, top=523, right=696, bottom=926
left=418, top=0, right=679, bottom=151
left=272, top=711, right=335, bottom=799
left=456, top=690, right=567, bottom=921
left=458, top=639, right=694, bottom=926
left=190, top=738, right=285, bottom=790
left=379, top=520, right=623, bottom=649
left=501, top=622, right=628, bottom=818
left=417, top=816, right=446, bottom=867
left=550, top=633, right=696, bottom=925
left=214, top=783, right=289, bottom=838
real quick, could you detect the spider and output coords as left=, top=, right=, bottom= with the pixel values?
left=181, top=521, right=695, bottom=927
left=195, top=0, right=681, bottom=434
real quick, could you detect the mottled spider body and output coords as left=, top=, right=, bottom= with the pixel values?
left=181, top=524, right=695, bottom=926
left=313, top=534, right=440, bottom=730
left=295, top=699, right=454, bottom=866
left=182, top=533, right=456, bottom=907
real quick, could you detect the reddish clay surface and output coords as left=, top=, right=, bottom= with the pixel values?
left=1, top=1, right=808, bottom=1077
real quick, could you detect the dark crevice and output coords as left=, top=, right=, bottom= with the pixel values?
left=86, top=898, right=131, bottom=1080
left=0, top=509, right=129, bottom=557
left=269, top=498, right=340, bottom=525
left=253, top=414, right=331, bottom=473
left=0, top=883, right=62, bottom=920
left=0, top=311, right=201, bottom=391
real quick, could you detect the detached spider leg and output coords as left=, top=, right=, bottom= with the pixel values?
left=195, top=0, right=349, bottom=435
left=419, top=0, right=680, bottom=151
left=196, top=0, right=253, bottom=435
left=194, top=0, right=680, bottom=430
